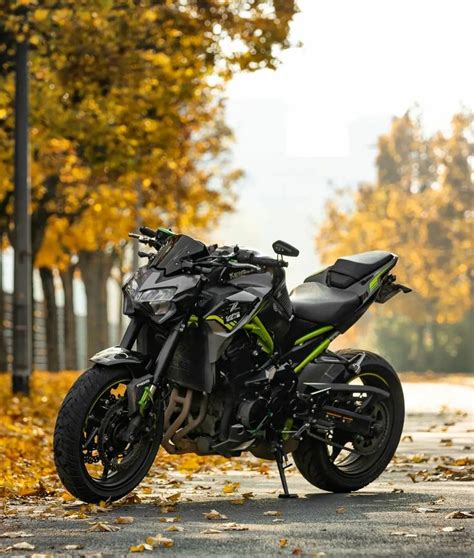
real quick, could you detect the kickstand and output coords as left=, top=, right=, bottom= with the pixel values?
left=273, top=445, right=298, bottom=499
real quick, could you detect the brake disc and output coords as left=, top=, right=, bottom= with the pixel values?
left=352, top=402, right=389, bottom=455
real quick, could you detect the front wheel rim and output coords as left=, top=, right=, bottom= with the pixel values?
left=80, top=378, right=157, bottom=490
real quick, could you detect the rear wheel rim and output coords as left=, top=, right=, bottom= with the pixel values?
left=324, top=373, right=393, bottom=475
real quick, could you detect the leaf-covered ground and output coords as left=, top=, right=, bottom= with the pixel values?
left=0, top=373, right=473, bottom=556
left=0, top=372, right=268, bottom=502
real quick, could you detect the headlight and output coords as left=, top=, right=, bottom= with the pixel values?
left=136, top=288, right=176, bottom=303
left=135, top=288, right=177, bottom=319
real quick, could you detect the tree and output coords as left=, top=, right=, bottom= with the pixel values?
left=0, top=1, right=298, bottom=375
left=316, top=110, right=473, bottom=371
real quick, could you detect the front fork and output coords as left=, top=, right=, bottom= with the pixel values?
left=120, top=317, right=186, bottom=427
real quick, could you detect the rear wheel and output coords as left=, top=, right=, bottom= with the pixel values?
left=54, top=366, right=162, bottom=503
left=293, top=350, right=404, bottom=492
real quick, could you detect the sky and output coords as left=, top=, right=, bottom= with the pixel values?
left=215, top=0, right=474, bottom=288
left=2, top=0, right=473, bottom=303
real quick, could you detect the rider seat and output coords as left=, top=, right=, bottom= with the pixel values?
left=290, top=282, right=360, bottom=325
left=327, top=250, right=393, bottom=289
left=291, top=251, right=394, bottom=325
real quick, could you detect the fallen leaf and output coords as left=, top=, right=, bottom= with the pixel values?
left=401, top=435, right=413, bottom=442
left=430, top=497, right=445, bottom=505
left=122, top=494, right=142, bottom=505
left=336, top=506, right=347, bottom=514
left=89, top=522, right=120, bottom=532
left=441, top=526, right=465, bottom=532
left=292, top=548, right=303, bottom=556
left=279, top=538, right=288, bottom=548
left=12, top=542, right=35, bottom=550
left=415, top=507, right=438, bottom=514
left=115, top=516, right=134, bottom=524
left=164, top=525, right=184, bottom=532
left=273, top=518, right=285, bottom=523
left=264, top=510, right=282, bottom=517
left=242, top=492, right=254, bottom=499
left=159, top=516, right=180, bottom=523
left=217, top=522, right=249, bottom=531
left=390, top=532, right=418, bottom=538
left=204, top=509, right=228, bottom=520
left=61, top=491, right=76, bottom=502
left=159, top=505, right=177, bottom=514
left=223, top=482, right=240, bottom=494
left=64, top=544, right=84, bottom=550
left=201, top=528, right=222, bottom=534
left=166, top=492, right=181, bottom=502
left=445, top=511, right=474, bottom=519
left=0, top=531, right=34, bottom=539
left=145, top=535, right=174, bottom=548
left=129, top=543, right=153, bottom=552
left=231, top=498, right=246, bottom=505
left=391, top=488, right=404, bottom=494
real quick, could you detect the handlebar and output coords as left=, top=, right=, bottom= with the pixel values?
left=235, top=251, right=287, bottom=268
left=139, top=226, right=156, bottom=238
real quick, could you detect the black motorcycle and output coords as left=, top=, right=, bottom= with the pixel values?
left=54, top=227, right=411, bottom=502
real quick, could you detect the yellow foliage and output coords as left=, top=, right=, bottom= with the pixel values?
left=0, top=1, right=298, bottom=265
left=0, top=372, right=268, bottom=503
left=316, top=111, right=473, bottom=326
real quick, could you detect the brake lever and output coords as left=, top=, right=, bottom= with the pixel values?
left=129, top=232, right=160, bottom=248
left=228, top=262, right=260, bottom=271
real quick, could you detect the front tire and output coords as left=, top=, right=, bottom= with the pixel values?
left=54, top=366, right=162, bottom=503
left=293, top=350, right=404, bottom=493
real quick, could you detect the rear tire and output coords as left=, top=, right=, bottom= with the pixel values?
left=293, top=350, right=404, bottom=493
left=54, top=365, right=162, bottom=503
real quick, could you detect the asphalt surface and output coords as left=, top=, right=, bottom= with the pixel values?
left=1, top=385, right=473, bottom=557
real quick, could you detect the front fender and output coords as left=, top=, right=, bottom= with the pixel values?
left=90, top=346, right=150, bottom=367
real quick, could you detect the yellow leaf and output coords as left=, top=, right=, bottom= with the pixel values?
left=223, top=482, right=240, bottom=494
left=145, top=535, right=174, bottom=548
left=33, top=9, right=49, bottom=22
left=115, top=516, right=134, bottom=524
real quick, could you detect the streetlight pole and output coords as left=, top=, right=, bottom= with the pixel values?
left=12, top=38, right=32, bottom=394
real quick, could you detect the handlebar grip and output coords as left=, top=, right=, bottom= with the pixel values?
left=250, top=255, right=287, bottom=268
left=139, top=226, right=156, bottom=238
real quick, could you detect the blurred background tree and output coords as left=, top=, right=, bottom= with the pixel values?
left=0, top=0, right=297, bottom=372
left=316, top=110, right=473, bottom=372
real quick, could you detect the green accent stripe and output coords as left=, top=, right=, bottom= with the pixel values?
left=369, top=263, right=392, bottom=291
left=294, top=325, right=334, bottom=346
left=294, top=338, right=332, bottom=373
left=205, top=314, right=234, bottom=331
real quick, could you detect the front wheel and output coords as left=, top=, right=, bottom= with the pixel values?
left=54, top=366, right=162, bottom=503
left=293, top=350, right=404, bottom=493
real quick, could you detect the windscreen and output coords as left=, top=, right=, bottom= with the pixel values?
left=151, top=234, right=208, bottom=275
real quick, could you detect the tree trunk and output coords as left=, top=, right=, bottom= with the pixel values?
left=414, top=324, right=426, bottom=371
left=39, top=267, right=60, bottom=371
left=79, top=251, right=115, bottom=358
left=0, top=246, right=8, bottom=372
left=60, top=264, right=78, bottom=370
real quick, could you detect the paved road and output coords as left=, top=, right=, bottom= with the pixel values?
left=1, top=387, right=473, bottom=557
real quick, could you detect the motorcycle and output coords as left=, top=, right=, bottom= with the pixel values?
left=54, top=226, right=411, bottom=502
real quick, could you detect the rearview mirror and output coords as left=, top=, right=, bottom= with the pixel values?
left=272, top=240, right=299, bottom=257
